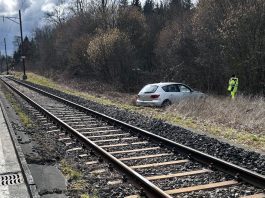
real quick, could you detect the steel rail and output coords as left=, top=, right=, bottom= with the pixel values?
left=5, top=77, right=265, bottom=189
left=1, top=78, right=171, bottom=198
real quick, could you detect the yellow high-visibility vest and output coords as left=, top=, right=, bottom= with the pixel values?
left=228, top=77, right=239, bottom=92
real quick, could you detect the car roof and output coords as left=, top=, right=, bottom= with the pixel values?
left=147, top=82, right=182, bottom=86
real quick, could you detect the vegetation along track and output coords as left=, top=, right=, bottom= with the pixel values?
left=1, top=76, right=265, bottom=198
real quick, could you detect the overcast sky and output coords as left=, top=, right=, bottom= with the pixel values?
left=0, top=0, right=198, bottom=55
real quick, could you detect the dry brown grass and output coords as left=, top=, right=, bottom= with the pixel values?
left=56, top=76, right=135, bottom=104
left=166, top=95, right=265, bottom=135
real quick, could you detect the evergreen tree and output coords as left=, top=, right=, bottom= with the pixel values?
left=154, top=2, right=165, bottom=15
left=183, top=0, right=192, bottom=10
left=132, top=0, right=141, bottom=10
left=169, top=0, right=192, bottom=11
left=143, top=0, right=154, bottom=15
left=13, top=51, right=20, bottom=64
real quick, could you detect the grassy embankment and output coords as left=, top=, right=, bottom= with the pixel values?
left=14, top=72, right=265, bottom=153
left=1, top=83, right=32, bottom=128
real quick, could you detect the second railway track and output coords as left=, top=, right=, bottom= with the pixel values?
left=1, top=76, right=265, bottom=198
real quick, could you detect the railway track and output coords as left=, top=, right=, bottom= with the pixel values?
left=1, top=76, right=265, bottom=198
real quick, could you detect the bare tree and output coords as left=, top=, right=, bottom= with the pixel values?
left=45, top=0, right=70, bottom=27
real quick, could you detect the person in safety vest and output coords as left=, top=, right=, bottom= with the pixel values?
left=227, top=74, right=239, bottom=99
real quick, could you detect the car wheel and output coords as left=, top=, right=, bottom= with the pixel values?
left=162, top=100, right=171, bottom=107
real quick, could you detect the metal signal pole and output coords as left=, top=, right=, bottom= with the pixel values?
left=0, top=52, right=3, bottom=74
left=19, top=10, right=27, bottom=80
left=4, top=38, right=8, bottom=75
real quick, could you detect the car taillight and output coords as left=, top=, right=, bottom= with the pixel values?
left=150, top=94, right=160, bottom=99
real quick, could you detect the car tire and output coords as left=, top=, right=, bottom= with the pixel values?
left=162, top=100, right=171, bottom=107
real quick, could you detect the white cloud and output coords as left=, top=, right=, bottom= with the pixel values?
left=0, top=0, right=71, bottom=54
left=0, top=0, right=17, bottom=15
left=41, top=2, right=56, bottom=12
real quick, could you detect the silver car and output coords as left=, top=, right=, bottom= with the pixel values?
left=136, top=82, right=204, bottom=107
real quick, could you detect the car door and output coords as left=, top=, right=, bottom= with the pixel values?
left=163, top=84, right=183, bottom=103
left=177, top=84, right=192, bottom=99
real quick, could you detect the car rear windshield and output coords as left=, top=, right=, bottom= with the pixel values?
left=141, top=85, right=158, bottom=93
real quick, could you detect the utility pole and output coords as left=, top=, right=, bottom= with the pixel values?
left=0, top=53, right=3, bottom=74
left=1, top=10, right=27, bottom=79
left=19, top=10, right=27, bottom=80
left=4, top=38, right=8, bottom=75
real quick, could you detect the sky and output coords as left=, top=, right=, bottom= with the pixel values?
left=0, top=0, right=198, bottom=55
left=0, top=0, right=59, bottom=55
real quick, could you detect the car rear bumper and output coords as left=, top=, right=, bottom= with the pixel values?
left=136, top=99, right=163, bottom=107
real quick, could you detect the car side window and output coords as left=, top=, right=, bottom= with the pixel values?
left=162, top=85, right=180, bottom=92
left=162, top=86, right=169, bottom=92
left=178, top=85, right=191, bottom=93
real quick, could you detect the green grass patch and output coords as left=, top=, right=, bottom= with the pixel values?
left=60, top=160, right=82, bottom=180
left=70, top=180, right=87, bottom=190
left=60, top=160, right=100, bottom=197
left=2, top=86, right=32, bottom=128
left=80, top=195, right=90, bottom=198
left=80, top=190, right=99, bottom=198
